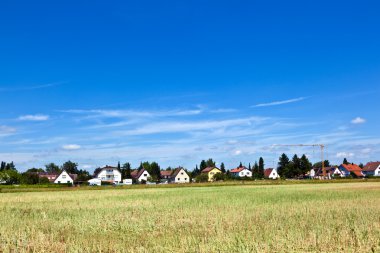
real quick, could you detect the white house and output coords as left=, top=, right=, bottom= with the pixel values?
left=171, top=167, right=190, bottom=183
left=363, top=162, right=380, bottom=177
left=54, top=170, right=75, bottom=184
left=264, top=168, right=280, bottom=179
left=88, top=178, right=102, bottom=186
left=230, top=166, right=252, bottom=178
left=131, top=168, right=151, bottom=182
left=96, top=166, right=122, bottom=183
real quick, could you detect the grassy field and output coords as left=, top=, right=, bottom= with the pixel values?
left=1, top=182, right=379, bottom=252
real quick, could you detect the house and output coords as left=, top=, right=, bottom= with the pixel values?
left=311, top=167, right=343, bottom=179
left=201, top=167, right=222, bottom=182
left=131, top=168, right=151, bottom=182
left=38, top=172, right=59, bottom=182
left=88, top=178, right=102, bottom=186
left=160, top=170, right=173, bottom=180
left=54, top=170, right=76, bottom=184
left=171, top=167, right=190, bottom=183
left=362, top=162, right=380, bottom=177
left=95, top=165, right=122, bottom=183
left=338, top=164, right=364, bottom=178
left=230, top=166, right=252, bottom=178
left=264, top=168, right=280, bottom=179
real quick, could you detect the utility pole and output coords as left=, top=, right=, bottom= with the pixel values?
left=272, top=144, right=326, bottom=178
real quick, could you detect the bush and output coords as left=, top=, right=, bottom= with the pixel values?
left=213, top=173, right=225, bottom=182
left=195, top=174, right=209, bottom=183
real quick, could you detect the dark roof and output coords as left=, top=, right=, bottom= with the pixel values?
left=231, top=166, right=248, bottom=173
left=363, top=162, right=380, bottom=172
left=160, top=170, right=173, bottom=177
left=264, top=168, right=273, bottom=178
left=315, top=167, right=339, bottom=176
left=201, top=167, right=220, bottom=173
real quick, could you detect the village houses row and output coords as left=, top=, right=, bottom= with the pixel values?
left=38, top=161, right=380, bottom=185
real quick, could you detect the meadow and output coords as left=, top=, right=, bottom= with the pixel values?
left=0, top=182, right=379, bottom=252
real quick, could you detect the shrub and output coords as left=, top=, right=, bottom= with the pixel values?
left=195, top=174, right=208, bottom=183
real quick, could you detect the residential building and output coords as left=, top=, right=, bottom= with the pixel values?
left=362, top=162, right=380, bottom=177
left=201, top=167, right=222, bottom=182
left=230, top=166, right=252, bottom=178
left=264, top=168, right=280, bottom=179
left=339, top=164, right=364, bottom=177
left=95, top=165, right=122, bottom=183
left=54, top=170, right=76, bottom=184
left=38, top=172, right=59, bottom=183
left=160, top=170, right=172, bottom=180
left=131, top=168, right=151, bottom=182
left=171, top=167, right=190, bottom=183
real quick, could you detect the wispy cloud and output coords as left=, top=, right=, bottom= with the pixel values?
left=0, top=82, right=65, bottom=92
left=62, top=144, right=81, bottom=150
left=252, top=97, right=307, bottom=107
left=351, top=117, right=366, bottom=124
left=0, top=125, right=16, bottom=137
left=19, top=114, right=50, bottom=121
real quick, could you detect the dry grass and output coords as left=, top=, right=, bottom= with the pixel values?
left=1, top=182, right=379, bottom=252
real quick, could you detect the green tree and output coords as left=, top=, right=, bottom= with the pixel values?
left=277, top=153, right=290, bottom=178
left=122, top=162, right=132, bottom=179
left=26, top=168, right=45, bottom=173
left=0, top=170, right=21, bottom=184
left=62, top=161, right=78, bottom=174
left=150, top=162, right=161, bottom=181
left=300, top=155, right=312, bottom=175
left=220, top=163, right=226, bottom=173
left=191, top=165, right=200, bottom=178
left=258, top=157, right=265, bottom=178
left=292, top=154, right=301, bottom=177
left=45, top=163, right=60, bottom=174
left=213, top=173, right=225, bottom=181
left=239, top=162, right=243, bottom=167
left=252, top=162, right=260, bottom=179
left=21, top=172, right=40, bottom=184
left=195, top=173, right=208, bottom=183
left=313, top=160, right=331, bottom=168
left=343, top=158, right=349, bottom=165
left=200, top=160, right=207, bottom=171
left=206, top=158, right=216, bottom=168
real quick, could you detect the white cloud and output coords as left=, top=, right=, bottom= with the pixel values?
left=62, top=144, right=81, bottom=150
left=253, top=97, right=307, bottom=107
left=0, top=125, right=16, bottom=137
left=336, top=152, right=354, bottom=158
left=351, top=117, right=366, bottom=124
left=19, top=114, right=49, bottom=121
left=234, top=150, right=242, bottom=155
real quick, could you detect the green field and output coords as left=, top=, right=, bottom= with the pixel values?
left=1, top=182, right=379, bottom=252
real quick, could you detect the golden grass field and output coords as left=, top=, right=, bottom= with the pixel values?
left=1, top=182, right=379, bottom=252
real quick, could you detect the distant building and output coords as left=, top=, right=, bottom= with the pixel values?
left=131, top=168, right=151, bottom=182
left=339, top=164, right=364, bottom=177
left=38, top=172, right=59, bottom=183
left=54, top=170, right=76, bottom=184
left=264, top=168, right=280, bottom=179
left=201, top=167, right=222, bottom=182
left=230, top=166, right=252, bottom=178
left=95, top=166, right=122, bottom=183
left=160, top=168, right=190, bottom=183
left=362, top=162, right=380, bottom=177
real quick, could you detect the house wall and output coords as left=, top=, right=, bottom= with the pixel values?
left=238, top=169, right=252, bottom=177
left=97, top=169, right=122, bottom=182
left=269, top=170, right=279, bottom=179
left=207, top=168, right=221, bottom=181
left=54, top=171, right=73, bottom=184
left=138, top=170, right=150, bottom=182
left=174, top=169, right=190, bottom=183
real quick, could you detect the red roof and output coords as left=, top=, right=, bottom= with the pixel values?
left=264, top=168, right=273, bottom=178
left=230, top=166, right=248, bottom=173
left=341, top=164, right=363, bottom=177
left=201, top=167, right=220, bottom=173
left=363, top=162, right=380, bottom=172
left=160, top=170, right=172, bottom=177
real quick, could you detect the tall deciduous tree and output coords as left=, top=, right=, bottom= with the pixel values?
left=45, top=163, right=60, bottom=173
left=62, top=161, right=78, bottom=174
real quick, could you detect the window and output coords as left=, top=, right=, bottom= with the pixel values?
left=144, top=174, right=147, bottom=177
left=62, top=175, right=66, bottom=179
left=177, top=178, right=180, bottom=181
left=181, top=173, right=184, bottom=175
left=185, top=178, right=188, bottom=181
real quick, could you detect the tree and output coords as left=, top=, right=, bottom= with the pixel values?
left=0, top=169, right=21, bottom=184
left=45, top=163, right=60, bottom=174
left=359, top=163, right=364, bottom=169
left=213, top=173, right=225, bottom=181
left=239, top=162, right=243, bottom=167
left=252, top=162, right=260, bottom=179
left=277, top=153, right=290, bottom=178
left=26, top=168, right=45, bottom=173
left=62, top=161, right=78, bottom=174
left=93, top=167, right=102, bottom=177
left=291, top=154, right=301, bottom=177
left=195, top=173, right=208, bottom=183
left=258, top=157, right=265, bottom=178
left=313, top=160, right=331, bottom=168
left=191, top=165, right=200, bottom=178
left=206, top=159, right=216, bottom=168
left=21, top=172, right=40, bottom=184
left=150, top=162, right=161, bottom=181
left=200, top=160, right=207, bottom=171
left=117, top=162, right=121, bottom=172
left=5, top=162, right=16, bottom=171
left=220, top=163, right=226, bottom=173
left=248, top=163, right=251, bottom=171
left=122, top=162, right=132, bottom=179
left=343, top=158, right=349, bottom=165
left=300, top=155, right=312, bottom=175
left=0, top=161, right=5, bottom=171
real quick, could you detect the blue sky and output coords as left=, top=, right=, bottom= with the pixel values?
left=1, top=0, right=380, bottom=172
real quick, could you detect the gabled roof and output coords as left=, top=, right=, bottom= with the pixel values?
left=172, top=167, right=186, bottom=177
left=56, top=170, right=77, bottom=182
left=231, top=166, right=248, bottom=173
left=340, top=164, right=363, bottom=177
left=131, top=168, right=149, bottom=179
left=95, top=166, right=121, bottom=177
left=315, top=167, right=340, bottom=176
left=363, top=162, right=380, bottom=172
left=264, top=168, right=274, bottom=178
left=201, top=167, right=220, bottom=173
